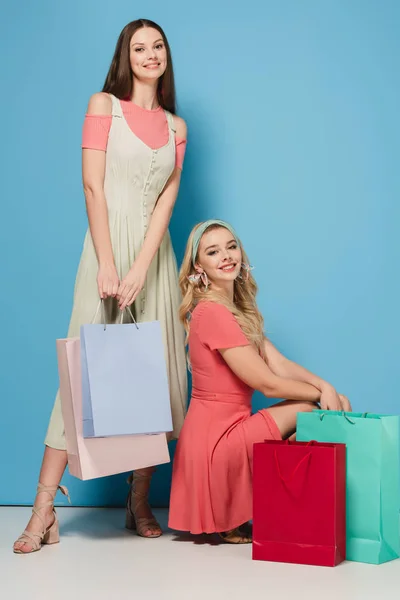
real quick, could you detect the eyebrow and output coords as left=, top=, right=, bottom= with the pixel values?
left=132, top=38, right=163, bottom=47
left=204, top=239, right=236, bottom=252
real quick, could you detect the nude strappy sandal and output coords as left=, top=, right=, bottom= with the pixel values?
left=126, top=471, right=162, bottom=538
left=13, top=483, right=70, bottom=554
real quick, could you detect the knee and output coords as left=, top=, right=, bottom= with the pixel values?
left=296, top=401, right=316, bottom=414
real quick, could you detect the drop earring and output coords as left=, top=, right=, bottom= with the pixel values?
left=200, top=271, right=209, bottom=291
left=187, top=273, right=202, bottom=284
left=238, top=263, right=254, bottom=281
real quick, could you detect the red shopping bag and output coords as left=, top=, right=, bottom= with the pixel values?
left=253, top=440, right=346, bottom=567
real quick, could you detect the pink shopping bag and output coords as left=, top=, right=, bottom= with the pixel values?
left=57, top=338, right=170, bottom=480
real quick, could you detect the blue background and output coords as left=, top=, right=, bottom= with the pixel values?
left=1, top=0, right=399, bottom=507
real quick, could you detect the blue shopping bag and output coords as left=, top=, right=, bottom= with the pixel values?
left=297, top=411, right=400, bottom=564
left=81, top=304, right=173, bottom=438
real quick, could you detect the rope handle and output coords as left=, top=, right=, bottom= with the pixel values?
left=91, top=299, right=139, bottom=331
left=274, top=450, right=312, bottom=484
left=319, top=411, right=369, bottom=423
left=263, top=440, right=317, bottom=446
left=272, top=440, right=314, bottom=484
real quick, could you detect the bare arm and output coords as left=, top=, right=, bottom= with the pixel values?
left=263, top=338, right=329, bottom=392
left=82, top=92, right=119, bottom=298
left=262, top=338, right=351, bottom=411
left=135, top=116, right=187, bottom=271
left=219, top=345, right=321, bottom=403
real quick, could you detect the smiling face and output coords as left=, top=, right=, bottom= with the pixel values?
left=196, top=226, right=242, bottom=290
left=129, top=26, right=167, bottom=82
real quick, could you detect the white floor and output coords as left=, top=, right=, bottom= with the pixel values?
left=1, top=507, right=399, bottom=600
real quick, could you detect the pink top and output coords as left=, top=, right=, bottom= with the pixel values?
left=82, top=99, right=187, bottom=170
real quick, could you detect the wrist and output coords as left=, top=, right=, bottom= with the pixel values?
left=320, top=381, right=334, bottom=394
left=99, top=259, right=116, bottom=270
left=133, top=254, right=150, bottom=271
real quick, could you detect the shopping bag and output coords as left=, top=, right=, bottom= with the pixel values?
left=57, top=338, right=170, bottom=480
left=297, top=411, right=400, bottom=564
left=80, top=307, right=173, bottom=438
left=253, top=440, right=346, bottom=566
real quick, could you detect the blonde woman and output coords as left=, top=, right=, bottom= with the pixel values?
left=168, top=220, right=350, bottom=543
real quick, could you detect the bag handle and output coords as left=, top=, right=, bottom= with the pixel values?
left=91, top=300, right=139, bottom=331
left=319, top=411, right=369, bottom=424
left=264, top=439, right=317, bottom=446
left=274, top=440, right=314, bottom=483
left=274, top=450, right=312, bottom=484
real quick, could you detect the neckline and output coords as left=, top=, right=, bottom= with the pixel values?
left=122, top=98, right=162, bottom=113
left=114, top=96, right=173, bottom=152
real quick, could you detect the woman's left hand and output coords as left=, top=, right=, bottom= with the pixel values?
left=320, top=384, right=343, bottom=411
left=117, top=263, right=147, bottom=310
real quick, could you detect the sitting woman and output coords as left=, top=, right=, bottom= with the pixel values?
left=168, top=220, right=350, bottom=543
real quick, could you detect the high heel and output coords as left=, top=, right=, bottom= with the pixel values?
left=13, top=483, right=70, bottom=554
left=42, top=519, right=60, bottom=545
left=125, top=470, right=162, bottom=538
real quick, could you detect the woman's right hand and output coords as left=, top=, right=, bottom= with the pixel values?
left=97, top=263, right=120, bottom=299
left=319, top=384, right=343, bottom=411
left=339, top=394, right=352, bottom=412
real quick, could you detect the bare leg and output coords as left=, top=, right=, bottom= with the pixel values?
left=132, top=467, right=155, bottom=523
left=13, top=447, right=67, bottom=553
left=127, top=467, right=162, bottom=538
left=266, top=400, right=316, bottom=440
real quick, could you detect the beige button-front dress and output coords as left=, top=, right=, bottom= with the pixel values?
left=45, top=94, right=187, bottom=449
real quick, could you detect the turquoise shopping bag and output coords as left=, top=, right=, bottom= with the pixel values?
left=297, top=411, right=400, bottom=564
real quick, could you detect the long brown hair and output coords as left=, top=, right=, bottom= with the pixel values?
left=179, top=223, right=266, bottom=359
left=102, top=19, right=176, bottom=114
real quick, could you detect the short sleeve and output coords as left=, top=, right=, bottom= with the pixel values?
left=197, top=302, right=250, bottom=351
left=175, top=136, right=187, bottom=170
left=82, top=114, right=112, bottom=151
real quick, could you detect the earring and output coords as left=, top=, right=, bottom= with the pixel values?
left=187, top=273, right=201, bottom=284
left=188, top=270, right=209, bottom=291
left=238, top=263, right=254, bottom=281
left=200, top=271, right=209, bottom=291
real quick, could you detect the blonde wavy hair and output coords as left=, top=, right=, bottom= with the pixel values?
left=179, top=222, right=265, bottom=357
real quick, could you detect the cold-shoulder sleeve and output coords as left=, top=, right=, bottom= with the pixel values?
left=175, top=136, right=187, bottom=170
left=196, top=302, right=250, bottom=350
left=81, top=114, right=112, bottom=151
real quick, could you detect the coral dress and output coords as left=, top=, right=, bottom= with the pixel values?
left=169, top=301, right=281, bottom=535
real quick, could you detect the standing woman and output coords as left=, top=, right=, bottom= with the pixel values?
left=14, top=19, right=188, bottom=553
